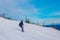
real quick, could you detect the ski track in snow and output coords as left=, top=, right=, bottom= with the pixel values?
left=0, top=17, right=60, bottom=40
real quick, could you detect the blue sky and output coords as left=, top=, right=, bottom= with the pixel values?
left=0, top=0, right=60, bottom=20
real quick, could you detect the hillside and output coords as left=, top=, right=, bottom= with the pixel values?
left=0, top=17, right=60, bottom=40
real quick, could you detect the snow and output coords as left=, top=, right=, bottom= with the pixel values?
left=0, top=17, right=60, bottom=40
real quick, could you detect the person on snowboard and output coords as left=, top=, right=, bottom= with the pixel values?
left=19, top=20, right=24, bottom=32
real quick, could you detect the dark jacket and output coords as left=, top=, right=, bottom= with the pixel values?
left=19, top=20, right=23, bottom=27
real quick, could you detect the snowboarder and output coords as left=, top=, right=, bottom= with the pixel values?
left=19, top=20, right=24, bottom=32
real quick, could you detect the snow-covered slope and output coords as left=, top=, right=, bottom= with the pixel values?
left=0, top=17, right=60, bottom=40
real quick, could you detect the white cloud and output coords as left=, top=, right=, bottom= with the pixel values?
left=47, top=11, right=60, bottom=17
left=30, top=17, right=60, bottom=25
left=0, top=0, right=39, bottom=17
